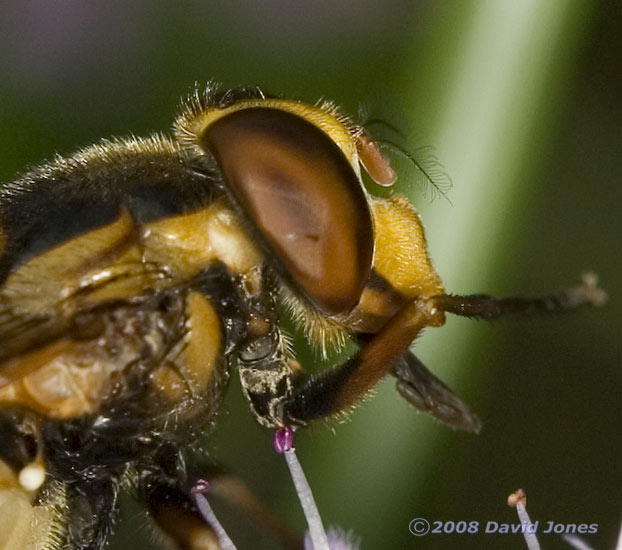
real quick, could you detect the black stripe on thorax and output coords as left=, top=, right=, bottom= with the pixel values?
left=0, top=144, right=218, bottom=283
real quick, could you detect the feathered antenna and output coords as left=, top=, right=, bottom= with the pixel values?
left=362, top=117, right=453, bottom=204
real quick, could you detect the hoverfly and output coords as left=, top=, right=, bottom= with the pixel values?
left=0, top=85, right=605, bottom=550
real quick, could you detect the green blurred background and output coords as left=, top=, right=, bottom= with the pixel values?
left=0, top=1, right=620, bottom=549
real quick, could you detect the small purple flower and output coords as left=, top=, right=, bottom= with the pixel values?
left=273, top=426, right=294, bottom=453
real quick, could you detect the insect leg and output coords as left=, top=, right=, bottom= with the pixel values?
left=65, top=478, right=118, bottom=550
left=432, top=273, right=606, bottom=320
left=143, top=482, right=222, bottom=550
left=143, top=472, right=302, bottom=550
left=281, top=275, right=606, bottom=426
left=282, top=297, right=436, bottom=424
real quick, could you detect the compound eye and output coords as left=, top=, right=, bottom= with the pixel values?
left=201, top=107, right=373, bottom=315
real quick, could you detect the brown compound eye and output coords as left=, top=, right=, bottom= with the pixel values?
left=200, top=107, right=374, bottom=315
